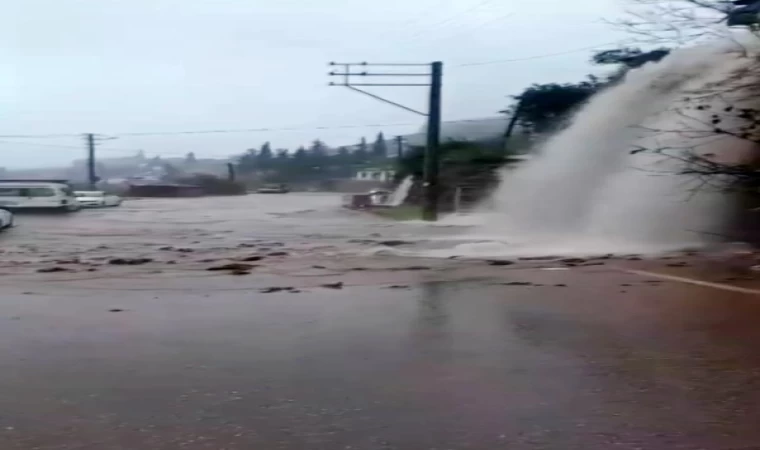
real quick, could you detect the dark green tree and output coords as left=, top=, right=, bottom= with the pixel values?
left=237, top=148, right=257, bottom=173
left=372, top=132, right=388, bottom=158
left=273, top=149, right=289, bottom=170
left=234, top=136, right=396, bottom=183
left=353, top=147, right=369, bottom=165
left=293, top=146, right=308, bottom=163
left=504, top=46, right=672, bottom=136
left=307, top=140, right=329, bottom=178
left=592, top=47, right=671, bottom=84
left=309, top=139, right=328, bottom=157
left=333, top=146, right=353, bottom=177
left=257, top=142, right=274, bottom=169
left=592, top=47, right=670, bottom=68
left=185, top=152, right=197, bottom=164
left=512, top=77, right=602, bottom=134
left=336, top=146, right=350, bottom=160
left=351, top=137, right=370, bottom=165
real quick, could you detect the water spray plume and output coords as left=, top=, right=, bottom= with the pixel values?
left=388, top=176, right=414, bottom=207
left=456, top=37, right=760, bottom=257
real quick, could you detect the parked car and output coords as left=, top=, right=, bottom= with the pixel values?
left=74, top=191, right=123, bottom=207
left=0, top=208, right=14, bottom=230
left=256, top=184, right=290, bottom=194
left=0, top=181, right=80, bottom=212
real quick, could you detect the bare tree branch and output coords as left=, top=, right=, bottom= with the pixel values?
left=611, top=0, right=744, bottom=44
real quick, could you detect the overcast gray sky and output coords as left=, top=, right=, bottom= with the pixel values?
left=1, top=0, right=627, bottom=168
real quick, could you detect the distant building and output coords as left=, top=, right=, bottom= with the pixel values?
left=355, top=168, right=395, bottom=182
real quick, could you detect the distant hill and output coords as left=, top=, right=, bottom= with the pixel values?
left=406, top=116, right=512, bottom=146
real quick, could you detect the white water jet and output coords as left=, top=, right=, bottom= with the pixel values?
left=457, top=38, right=760, bottom=257
left=388, top=176, right=414, bottom=207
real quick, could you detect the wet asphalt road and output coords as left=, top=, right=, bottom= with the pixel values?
left=1, top=196, right=760, bottom=449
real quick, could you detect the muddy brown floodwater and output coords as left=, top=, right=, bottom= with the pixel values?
left=1, top=195, right=759, bottom=449
left=1, top=194, right=401, bottom=258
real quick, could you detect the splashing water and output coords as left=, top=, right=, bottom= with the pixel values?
left=446, top=38, right=760, bottom=258
left=388, top=176, right=414, bottom=207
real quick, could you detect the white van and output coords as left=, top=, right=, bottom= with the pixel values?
left=0, top=182, right=80, bottom=212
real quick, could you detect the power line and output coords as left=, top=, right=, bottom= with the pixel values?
left=0, top=133, right=119, bottom=140
left=416, top=10, right=516, bottom=48
left=0, top=122, right=417, bottom=139
left=0, top=118, right=503, bottom=140
left=456, top=41, right=627, bottom=67
left=405, top=0, right=498, bottom=40
left=0, top=133, right=87, bottom=139
left=118, top=122, right=423, bottom=136
left=0, top=139, right=141, bottom=153
left=126, top=117, right=506, bottom=136
left=391, top=0, right=451, bottom=33
left=0, top=139, right=82, bottom=149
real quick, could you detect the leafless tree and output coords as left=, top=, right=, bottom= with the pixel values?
left=610, top=0, right=760, bottom=196
left=614, top=0, right=735, bottom=44
left=632, top=97, right=760, bottom=196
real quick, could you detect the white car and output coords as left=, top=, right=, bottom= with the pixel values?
left=74, top=191, right=122, bottom=208
left=0, top=208, right=14, bottom=230
left=0, top=182, right=80, bottom=212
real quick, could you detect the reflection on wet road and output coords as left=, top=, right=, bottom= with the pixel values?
left=3, top=275, right=760, bottom=449
left=1, top=195, right=759, bottom=449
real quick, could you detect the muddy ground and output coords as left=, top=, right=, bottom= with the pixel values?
left=1, top=195, right=759, bottom=449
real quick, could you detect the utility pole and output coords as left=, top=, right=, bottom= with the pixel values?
left=328, top=61, right=443, bottom=221
left=85, top=133, right=97, bottom=189
left=227, top=162, right=236, bottom=182
left=423, top=62, right=443, bottom=221
left=395, top=135, right=404, bottom=161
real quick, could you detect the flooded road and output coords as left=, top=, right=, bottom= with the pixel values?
left=2, top=194, right=413, bottom=256
left=1, top=195, right=759, bottom=449
left=0, top=194, right=474, bottom=271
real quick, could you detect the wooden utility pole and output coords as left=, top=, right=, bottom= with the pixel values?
left=227, top=162, right=236, bottom=182
left=422, top=61, right=443, bottom=221
left=395, top=135, right=404, bottom=161
left=328, top=61, right=443, bottom=221
left=85, top=133, right=97, bottom=189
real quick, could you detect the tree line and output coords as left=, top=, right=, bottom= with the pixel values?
left=506, top=47, right=671, bottom=136
left=234, top=132, right=393, bottom=182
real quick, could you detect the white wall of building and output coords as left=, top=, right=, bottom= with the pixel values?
left=355, top=169, right=395, bottom=182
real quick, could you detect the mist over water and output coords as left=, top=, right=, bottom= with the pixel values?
left=440, top=38, right=760, bottom=257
